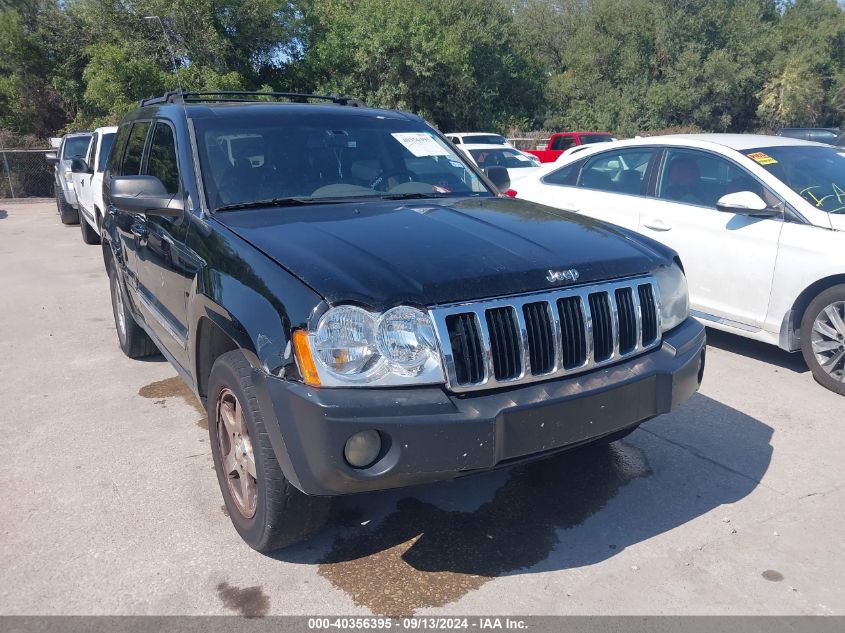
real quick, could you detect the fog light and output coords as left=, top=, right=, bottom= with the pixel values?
left=344, top=430, right=382, bottom=468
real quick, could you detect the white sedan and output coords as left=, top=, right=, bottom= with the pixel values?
left=512, top=134, right=845, bottom=395
left=457, top=143, right=542, bottom=185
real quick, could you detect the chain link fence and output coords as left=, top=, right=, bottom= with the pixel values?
left=0, top=149, right=55, bottom=199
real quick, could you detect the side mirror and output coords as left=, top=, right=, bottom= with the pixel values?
left=716, top=191, right=777, bottom=217
left=485, top=166, right=511, bottom=193
left=110, top=175, right=184, bottom=216
left=70, top=157, right=92, bottom=174
left=45, top=152, right=59, bottom=165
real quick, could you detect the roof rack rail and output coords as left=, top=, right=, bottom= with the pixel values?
left=138, top=90, right=367, bottom=108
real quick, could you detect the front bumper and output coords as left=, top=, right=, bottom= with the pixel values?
left=254, top=317, right=706, bottom=496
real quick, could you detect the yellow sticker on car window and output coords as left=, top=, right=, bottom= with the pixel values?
left=747, top=151, right=778, bottom=165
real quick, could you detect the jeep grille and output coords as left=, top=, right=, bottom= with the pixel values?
left=429, top=276, right=662, bottom=393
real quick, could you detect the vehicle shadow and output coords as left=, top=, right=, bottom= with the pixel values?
left=273, top=393, right=773, bottom=614
left=705, top=327, right=808, bottom=374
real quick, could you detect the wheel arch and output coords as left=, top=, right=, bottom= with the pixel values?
left=194, top=315, right=242, bottom=400
left=781, top=274, right=845, bottom=350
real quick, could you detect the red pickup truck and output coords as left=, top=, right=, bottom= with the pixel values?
left=523, top=131, right=616, bottom=163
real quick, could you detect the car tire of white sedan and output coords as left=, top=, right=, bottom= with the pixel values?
left=800, top=284, right=845, bottom=396
left=208, top=350, right=331, bottom=552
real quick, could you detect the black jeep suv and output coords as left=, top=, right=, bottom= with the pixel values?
left=102, top=90, right=705, bottom=551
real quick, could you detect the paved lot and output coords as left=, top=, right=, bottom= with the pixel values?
left=1, top=199, right=843, bottom=616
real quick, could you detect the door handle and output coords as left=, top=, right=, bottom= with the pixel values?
left=643, top=218, right=671, bottom=231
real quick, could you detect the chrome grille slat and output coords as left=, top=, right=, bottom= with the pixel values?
left=431, top=276, right=662, bottom=393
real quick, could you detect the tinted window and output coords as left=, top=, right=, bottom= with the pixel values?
left=550, top=136, right=576, bottom=151
left=579, top=134, right=615, bottom=145
left=146, top=123, right=180, bottom=194
left=542, top=159, right=583, bottom=186
left=97, top=133, right=115, bottom=173
left=107, top=124, right=132, bottom=175
left=807, top=130, right=838, bottom=145
left=745, top=145, right=845, bottom=213
left=121, top=122, right=150, bottom=176
left=658, top=149, right=763, bottom=208
left=578, top=148, right=655, bottom=195
left=62, top=136, right=91, bottom=159
left=463, top=134, right=507, bottom=145
left=468, top=148, right=539, bottom=169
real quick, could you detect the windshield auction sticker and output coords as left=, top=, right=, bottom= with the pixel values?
left=746, top=151, right=778, bottom=165
left=392, top=132, right=451, bottom=157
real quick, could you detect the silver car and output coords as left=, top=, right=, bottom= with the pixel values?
left=45, top=132, right=92, bottom=225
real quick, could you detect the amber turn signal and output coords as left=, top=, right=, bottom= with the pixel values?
left=292, top=329, right=321, bottom=387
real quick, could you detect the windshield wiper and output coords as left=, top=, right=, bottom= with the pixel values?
left=213, top=197, right=317, bottom=213
left=380, top=192, right=460, bottom=200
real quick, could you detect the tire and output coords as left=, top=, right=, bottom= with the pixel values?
left=800, top=284, right=845, bottom=396
left=107, top=263, right=158, bottom=359
left=208, top=350, right=330, bottom=552
left=80, top=214, right=101, bottom=245
left=55, top=187, right=79, bottom=225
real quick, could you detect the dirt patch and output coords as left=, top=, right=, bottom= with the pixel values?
left=318, top=442, right=650, bottom=615
left=139, top=376, right=207, bottom=429
left=216, top=582, right=270, bottom=617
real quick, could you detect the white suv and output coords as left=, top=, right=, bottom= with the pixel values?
left=513, top=134, right=845, bottom=394
left=70, top=126, right=117, bottom=244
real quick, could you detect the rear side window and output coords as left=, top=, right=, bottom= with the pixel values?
left=121, top=122, right=151, bottom=176
left=106, top=124, right=132, bottom=175
left=550, top=136, right=576, bottom=151
left=578, top=148, right=655, bottom=195
left=145, top=122, right=180, bottom=194
left=542, top=159, right=583, bottom=186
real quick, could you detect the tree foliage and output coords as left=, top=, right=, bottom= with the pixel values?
left=1, top=0, right=844, bottom=142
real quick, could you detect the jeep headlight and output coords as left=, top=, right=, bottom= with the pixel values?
left=293, top=305, right=444, bottom=387
left=654, top=263, right=689, bottom=332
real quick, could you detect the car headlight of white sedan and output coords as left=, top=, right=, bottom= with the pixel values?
left=654, top=263, right=690, bottom=332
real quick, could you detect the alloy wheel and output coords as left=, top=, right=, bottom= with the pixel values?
left=216, top=388, right=258, bottom=518
left=811, top=301, right=845, bottom=382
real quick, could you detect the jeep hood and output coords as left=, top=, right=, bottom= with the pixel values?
left=215, top=197, right=673, bottom=310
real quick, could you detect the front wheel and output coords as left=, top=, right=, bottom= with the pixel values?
left=208, top=350, right=330, bottom=552
left=800, top=284, right=845, bottom=396
left=108, top=264, right=157, bottom=359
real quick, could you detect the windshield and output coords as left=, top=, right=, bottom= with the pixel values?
left=62, top=136, right=91, bottom=159
left=463, top=134, right=508, bottom=145
left=97, top=133, right=115, bottom=172
left=469, top=148, right=539, bottom=169
left=193, top=111, right=491, bottom=210
left=579, top=135, right=615, bottom=145
left=746, top=145, right=845, bottom=213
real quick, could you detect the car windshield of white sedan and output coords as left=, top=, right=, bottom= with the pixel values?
left=469, top=148, right=539, bottom=169
left=195, top=112, right=491, bottom=209
left=747, top=145, right=845, bottom=213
